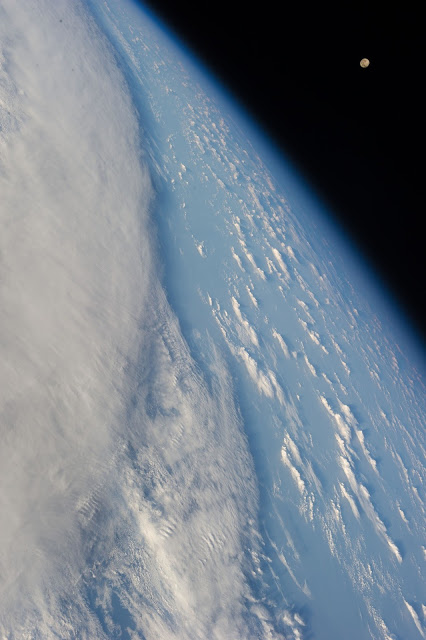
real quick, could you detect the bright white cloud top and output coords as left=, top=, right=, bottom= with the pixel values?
left=0, top=1, right=425, bottom=639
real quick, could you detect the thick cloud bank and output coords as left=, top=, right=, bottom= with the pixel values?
left=0, top=0, right=151, bottom=627
left=0, top=2, right=261, bottom=638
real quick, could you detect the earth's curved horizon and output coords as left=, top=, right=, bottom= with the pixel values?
left=0, top=1, right=424, bottom=639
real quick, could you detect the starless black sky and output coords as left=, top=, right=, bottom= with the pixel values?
left=138, top=0, right=423, bottom=340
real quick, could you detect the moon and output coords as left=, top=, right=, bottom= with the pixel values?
left=360, top=58, right=370, bottom=68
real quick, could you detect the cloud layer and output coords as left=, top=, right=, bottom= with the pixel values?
left=0, top=0, right=152, bottom=625
left=0, top=3, right=268, bottom=638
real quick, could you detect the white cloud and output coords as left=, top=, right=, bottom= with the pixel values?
left=1, top=0, right=152, bottom=630
left=404, top=600, right=425, bottom=639
left=339, top=456, right=402, bottom=563
left=304, top=354, right=317, bottom=377
left=231, top=296, right=259, bottom=346
left=0, top=3, right=265, bottom=638
left=237, top=347, right=274, bottom=398
left=272, top=328, right=290, bottom=359
left=271, top=247, right=290, bottom=280
left=281, top=447, right=306, bottom=495
left=231, top=246, right=245, bottom=271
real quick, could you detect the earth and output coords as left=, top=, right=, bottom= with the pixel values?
left=0, top=1, right=424, bottom=639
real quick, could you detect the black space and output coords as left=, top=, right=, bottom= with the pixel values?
left=138, top=0, right=423, bottom=341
